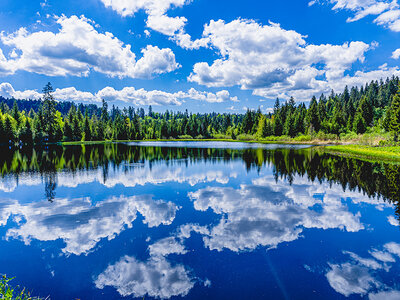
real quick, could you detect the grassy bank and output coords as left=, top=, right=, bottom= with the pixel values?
left=57, top=131, right=390, bottom=146
left=0, top=275, right=41, bottom=300
left=324, top=145, right=400, bottom=162
left=58, top=137, right=340, bottom=146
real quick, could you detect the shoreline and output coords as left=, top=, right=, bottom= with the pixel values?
left=26, top=139, right=400, bottom=163
left=59, top=138, right=342, bottom=146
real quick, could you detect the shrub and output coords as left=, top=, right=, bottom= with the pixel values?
left=293, top=134, right=312, bottom=142
left=212, top=133, right=230, bottom=139
left=178, top=135, right=193, bottom=139
left=237, top=134, right=255, bottom=141
left=0, top=275, right=41, bottom=300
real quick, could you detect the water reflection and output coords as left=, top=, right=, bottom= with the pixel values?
left=0, top=195, right=177, bottom=255
left=325, top=242, right=400, bottom=298
left=0, top=142, right=399, bottom=299
left=188, top=176, right=366, bottom=252
left=0, top=144, right=399, bottom=212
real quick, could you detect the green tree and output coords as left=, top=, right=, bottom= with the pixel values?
left=306, top=96, right=320, bottom=134
left=353, top=113, right=367, bottom=134
left=389, top=92, right=400, bottom=141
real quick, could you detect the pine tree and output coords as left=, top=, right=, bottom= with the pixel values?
left=353, top=113, right=367, bottom=134
left=4, top=116, right=14, bottom=143
left=273, top=114, right=283, bottom=136
left=389, top=92, right=400, bottom=141
left=358, top=96, right=373, bottom=126
left=256, top=115, right=267, bottom=138
left=306, top=96, right=320, bottom=134
left=41, top=82, right=57, bottom=141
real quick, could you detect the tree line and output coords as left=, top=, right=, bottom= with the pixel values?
left=2, top=144, right=400, bottom=219
left=1, top=77, right=400, bottom=145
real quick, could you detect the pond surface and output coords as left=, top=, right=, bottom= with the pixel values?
left=0, top=142, right=400, bottom=299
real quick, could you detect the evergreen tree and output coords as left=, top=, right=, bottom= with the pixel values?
left=389, top=92, right=400, bottom=141
left=353, top=113, right=367, bottom=134
left=306, top=96, right=320, bottom=134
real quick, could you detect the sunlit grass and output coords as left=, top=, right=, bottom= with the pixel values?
left=325, top=145, right=400, bottom=161
left=0, top=275, right=42, bottom=300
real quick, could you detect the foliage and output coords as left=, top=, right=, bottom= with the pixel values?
left=0, top=77, right=399, bottom=145
left=0, top=275, right=41, bottom=300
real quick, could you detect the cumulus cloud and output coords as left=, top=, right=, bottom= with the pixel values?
left=392, top=48, right=400, bottom=59
left=95, top=255, right=194, bottom=298
left=0, top=195, right=177, bottom=255
left=148, top=236, right=188, bottom=257
left=0, top=15, right=179, bottom=78
left=326, top=262, right=379, bottom=297
left=0, top=82, right=239, bottom=105
left=310, top=0, right=400, bottom=32
left=100, top=0, right=188, bottom=17
left=0, top=82, right=41, bottom=100
left=187, top=175, right=364, bottom=252
left=325, top=243, right=400, bottom=298
left=183, top=18, right=375, bottom=101
left=369, top=290, right=400, bottom=300
left=100, top=0, right=190, bottom=36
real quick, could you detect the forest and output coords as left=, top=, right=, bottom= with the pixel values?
left=0, top=77, right=400, bottom=145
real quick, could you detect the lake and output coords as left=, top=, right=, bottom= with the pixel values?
left=0, top=142, right=400, bottom=299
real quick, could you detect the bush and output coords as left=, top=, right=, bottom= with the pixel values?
left=178, top=135, right=193, bottom=139
left=340, top=131, right=358, bottom=141
left=0, top=275, right=41, bottom=300
left=315, top=131, right=337, bottom=141
left=236, top=134, right=255, bottom=141
left=259, top=135, right=290, bottom=141
left=293, top=134, right=312, bottom=142
left=212, top=133, right=230, bottom=139
left=359, top=132, right=389, bottom=146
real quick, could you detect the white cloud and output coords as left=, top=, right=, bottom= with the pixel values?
left=184, top=19, right=373, bottom=101
left=0, top=164, right=237, bottom=193
left=0, top=195, right=177, bottom=255
left=369, top=250, right=395, bottom=263
left=0, top=82, right=41, bottom=100
left=369, top=290, right=400, bottom=300
left=325, top=243, right=400, bottom=298
left=188, top=175, right=364, bottom=252
left=392, top=48, right=400, bottom=59
left=95, top=255, right=194, bottom=298
left=310, top=0, right=400, bottom=32
left=384, top=242, right=400, bottom=257
left=100, top=0, right=188, bottom=17
left=100, top=0, right=190, bottom=36
left=0, top=15, right=179, bottom=78
left=146, top=14, right=188, bottom=36
left=148, top=236, right=188, bottom=257
left=326, top=262, right=379, bottom=297
left=0, top=82, right=239, bottom=105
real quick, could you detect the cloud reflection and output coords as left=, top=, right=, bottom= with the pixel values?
left=325, top=242, right=400, bottom=298
left=188, top=175, right=365, bottom=252
left=95, top=255, right=194, bottom=299
left=0, top=165, right=236, bottom=192
left=95, top=236, right=194, bottom=299
left=0, top=195, right=177, bottom=255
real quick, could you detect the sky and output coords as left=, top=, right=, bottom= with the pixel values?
left=0, top=0, right=400, bottom=113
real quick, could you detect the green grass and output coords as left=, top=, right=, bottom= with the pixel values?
left=0, top=275, right=42, bottom=300
left=58, top=137, right=337, bottom=146
left=324, top=145, right=400, bottom=162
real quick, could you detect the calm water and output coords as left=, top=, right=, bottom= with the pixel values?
left=0, top=142, right=400, bottom=299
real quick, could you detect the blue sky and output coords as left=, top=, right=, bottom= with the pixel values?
left=0, top=0, right=399, bottom=113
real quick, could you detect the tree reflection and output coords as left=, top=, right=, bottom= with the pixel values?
left=44, top=172, right=57, bottom=202
left=0, top=143, right=399, bottom=218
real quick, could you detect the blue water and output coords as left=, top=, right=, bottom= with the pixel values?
left=0, top=142, right=399, bottom=299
